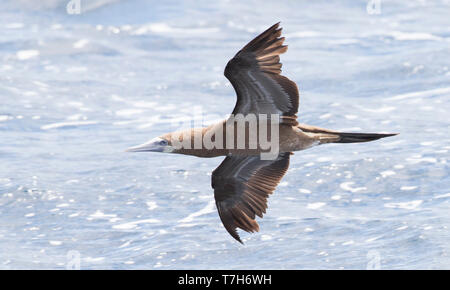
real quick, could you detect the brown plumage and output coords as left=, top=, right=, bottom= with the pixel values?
left=225, top=22, right=299, bottom=126
left=126, top=22, right=398, bottom=243
left=212, top=152, right=291, bottom=243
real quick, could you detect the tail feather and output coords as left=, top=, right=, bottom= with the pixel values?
left=335, top=132, right=398, bottom=143
left=297, top=123, right=398, bottom=144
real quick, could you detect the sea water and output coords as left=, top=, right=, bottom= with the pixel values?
left=0, top=0, right=449, bottom=269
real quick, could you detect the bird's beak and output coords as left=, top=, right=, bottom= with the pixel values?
left=125, top=138, right=167, bottom=153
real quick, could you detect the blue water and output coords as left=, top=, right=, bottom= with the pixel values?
left=1, top=0, right=449, bottom=269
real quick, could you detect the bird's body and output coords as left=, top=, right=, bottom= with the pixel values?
left=157, top=121, right=318, bottom=158
left=127, top=23, right=397, bottom=243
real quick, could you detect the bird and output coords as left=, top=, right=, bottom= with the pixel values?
left=126, top=22, right=397, bottom=243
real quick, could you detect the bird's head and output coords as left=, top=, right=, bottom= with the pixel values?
left=125, top=135, right=174, bottom=153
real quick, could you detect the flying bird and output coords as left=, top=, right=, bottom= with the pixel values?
left=127, top=22, right=397, bottom=243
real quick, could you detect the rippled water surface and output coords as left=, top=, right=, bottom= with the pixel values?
left=1, top=0, right=449, bottom=269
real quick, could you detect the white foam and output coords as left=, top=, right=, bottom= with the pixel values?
left=49, top=241, right=62, bottom=246
left=319, top=113, right=332, bottom=119
left=33, top=81, right=48, bottom=88
left=384, top=200, right=423, bottom=210
left=406, top=157, right=437, bottom=164
left=298, top=188, right=311, bottom=194
left=261, top=235, right=272, bottom=241
left=344, top=114, right=358, bottom=120
left=435, top=193, right=450, bottom=199
left=146, top=201, right=158, bottom=210
left=113, top=219, right=159, bottom=230
left=400, top=186, right=417, bottom=191
left=365, top=236, right=382, bottom=243
left=0, top=115, right=12, bottom=122
left=41, top=121, right=98, bottom=130
left=16, top=50, right=39, bottom=60
left=132, top=23, right=219, bottom=36
left=277, top=216, right=297, bottom=221
left=317, top=157, right=332, bottom=162
left=66, top=114, right=86, bottom=121
left=118, top=241, right=131, bottom=248
left=386, top=87, right=450, bottom=101
left=380, top=170, right=396, bottom=178
left=389, top=31, right=442, bottom=41
left=307, top=202, right=326, bottom=210
left=73, top=39, right=89, bottom=49
left=340, top=182, right=367, bottom=193
left=179, top=200, right=215, bottom=223
left=83, top=257, right=105, bottom=263
left=88, top=210, right=117, bottom=220
left=396, top=225, right=408, bottom=231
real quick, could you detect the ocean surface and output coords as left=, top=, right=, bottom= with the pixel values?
left=0, top=0, right=449, bottom=269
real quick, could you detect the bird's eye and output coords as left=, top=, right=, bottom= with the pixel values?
left=159, top=139, right=168, bottom=146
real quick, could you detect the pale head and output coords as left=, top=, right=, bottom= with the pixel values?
left=125, top=136, right=174, bottom=153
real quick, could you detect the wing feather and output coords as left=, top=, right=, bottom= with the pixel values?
left=224, top=23, right=299, bottom=125
left=211, top=152, right=291, bottom=243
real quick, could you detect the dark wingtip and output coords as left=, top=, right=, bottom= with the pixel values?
left=230, top=228, right=244, bottom=244
left=267, top=22, right=280, bottom=29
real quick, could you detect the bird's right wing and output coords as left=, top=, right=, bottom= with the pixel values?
left=211, top=152, right=291, bottom=243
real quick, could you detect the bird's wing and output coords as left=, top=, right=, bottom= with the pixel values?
left=211, top=152, right=291, bottom=243
left=224, top=22, right=299, bottom=126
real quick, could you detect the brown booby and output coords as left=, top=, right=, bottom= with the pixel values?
left=127, top=23, right=397, bottom=243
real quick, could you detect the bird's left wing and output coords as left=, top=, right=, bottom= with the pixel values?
left=211, top=152, right=291, bottom=243
left=224, top=22, right=299, bottom=126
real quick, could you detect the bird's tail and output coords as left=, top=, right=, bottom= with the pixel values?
left=331, top=132, right=398, bottom=143
left=297, top=123, right=398, bottom=144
